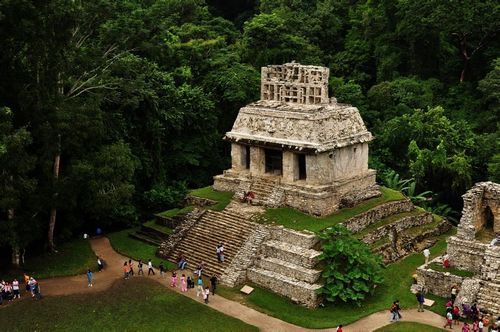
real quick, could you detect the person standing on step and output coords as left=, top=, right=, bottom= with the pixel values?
left=87, top=269, right=93, bottom=287
left=196, top=277, right=204, bottom=297
left=423, top=248, right=430, bottom=266
left=203, top=286, right=210, bottom=304
left=219, top=244, right=225, bottom=263
left=216, top=245, right=221, bottom=262
left=138, top=260, right=144, bottom=275
left=148, top=259, right=155, bottom=276
left=416, top=290, right=425, bottom=312
left=171, top=271, right=177, bottom=288
left=181, top=274, right=187, bottom=292
left=128, top=259, right=134, bottom=277
left=210, top=274, right=218, bottom=295
left=159, top=262, right=165, bottom=277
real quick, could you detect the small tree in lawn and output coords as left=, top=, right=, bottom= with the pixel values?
left=319, top=225, right=384, bottom=304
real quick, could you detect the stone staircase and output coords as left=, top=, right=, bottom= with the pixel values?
left=477, top=280, right=500, bottom=316
left=248, top=226, right=323, bottom=307
left=249, top=180, right=276, bottom=205
left=167, top=209, right=258, bottom=277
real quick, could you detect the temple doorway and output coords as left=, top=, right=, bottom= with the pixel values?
left=265, top=149, right=282, bottom=175
left=484, top=206, right=494, bottom=230
left=298, top=154, right=306, bottom=180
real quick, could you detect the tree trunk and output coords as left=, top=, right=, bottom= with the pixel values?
left=48, top=134, right=61, bottom=252
left=8, top=208, right=21, bottom=267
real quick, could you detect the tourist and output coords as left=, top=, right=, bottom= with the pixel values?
left=3, top=282, right=12, bottom=301
left=87, top=269, right=93, bottom=287
left=478, top=317, right=484, bottom=332
left=210, top=274, right=218, bottom=295
left=97, top=256, right=104, bottom=272
left=216, top=245, right=221, bottom=262
left=416, top=290, right=425, bottom=312
left=187, top=276, right=194, bottom=289
left=32, top=279, right=42, bottom=300
left=28, top=277, right=36, bottom=297
left=159, top=261, right=165, bottom=277
left=451, top=285, right=459, bottom=303
left=423, top=248, right=430, bottom=265
left=123, top=261, right=129, bottom=279
left=244, top=191, right=255, bottom=205
left=472, top=319, right=479, bottom=332
left=196, top=278, right=204, bottom=297
left=389, top=300, right=400, bottom=322
left=195, top=261, right=204, bottom=278
left=453, top=305, right=460, bottom=325
left=12, top=278, right=20, bottom=299
left=462, top=322, right=470, bottom=332
left=128, top=259, right=134, bottom=276
left=23, top=273, right=30, bottom=293
left=147, top=259, right=155, bottom=276
left=444, top=310, right=453, bottom=329
left=471, top=303, right=479, bottom=321
left=219, top=244, right=225, bottom=263
left=138, top=260, right=144, bottom=275
left=203, top=286, right=210, bottom=304
left=170, top=271, right=177, bottom=288
left=446, top=299, right=453, bottom=310
left=490, top=233, right=500, bottom=246
left=181, top=274, right=187, bottom=292
left=336, top=324, right=343, bottom=332
left=443, top=253, right=451, bottom=268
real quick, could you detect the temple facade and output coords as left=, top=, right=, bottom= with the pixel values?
left=213, top=62, right=379, bottom=216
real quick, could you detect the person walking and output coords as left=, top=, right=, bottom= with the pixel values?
left=423, top=248, right=430, bottom=265
left=170, top=271, right=177, bottom=288
left=453, top=305, right=460, bottom=326
left=128, top=259, right=134, bottom=277
left=86, top=269, right=93, bottom=287
left=416, top=290, right=425, bottom=312
left=451, top=285, right=458, bottom=303
left=12, top=279, right=20, bottom=299
left=159, top=262, right=165, bottom=277
left=196, top=278, right=204, bottom=297
left=97, top=256, right=104, bottom=272
left=123, top=261, right=129, bottom=279
left=23, top=273, right=30, bottom=294
left=147, top=259, right=155, bottom=276
left=219, top=244, right=225, bottom=263
left=444, top=310, right=453, bottom=329
left=138, top=260, right=144, bottom=275
left=210, top=274, right=218, bottom=295
left=203, top=286, right=210, bottom=304
left=181, top=274, right=187, bottom=292
left=390, top=300, right=401, bottom=322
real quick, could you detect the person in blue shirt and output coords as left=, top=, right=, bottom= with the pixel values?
left=86, top=269, right=93, bottom=287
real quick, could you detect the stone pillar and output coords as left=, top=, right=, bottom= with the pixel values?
left=282, top=151, right=296, bottom=183
left=231, top=143, right=245, bottom=170
left=250, top=146, right=265, bottom=175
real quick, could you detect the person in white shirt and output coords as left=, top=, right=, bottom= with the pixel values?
left=423, top=248, right=430, bottom=265
left=147, top=259, right=155, bottom=276
left=12, top=279, right=20, bottom=299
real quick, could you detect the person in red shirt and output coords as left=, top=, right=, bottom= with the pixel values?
left=336, top=324, right=343, bottom=332
left=453, top=305, right=461, bottom=325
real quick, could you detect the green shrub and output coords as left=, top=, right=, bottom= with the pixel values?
left=319, top=225, right=384, bottom=304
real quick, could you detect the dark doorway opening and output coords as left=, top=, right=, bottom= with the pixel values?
left=265, top=149, right=282, bottom=175
left=485, top=206, right=494, bottom=230
left=298, top=154, right=306, bottom=180
left=245, top=146, right=250, bottom=169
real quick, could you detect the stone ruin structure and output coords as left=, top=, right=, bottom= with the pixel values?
left=213, top=62, right=380, bottom=216
left=417, top=182, right=500, bottom=317
left=157, top=63, right=451, bottom=308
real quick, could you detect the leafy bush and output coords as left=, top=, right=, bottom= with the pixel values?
left=318, top=225, right=384, bottom=304
left=143, top=182, right=187, bottom=212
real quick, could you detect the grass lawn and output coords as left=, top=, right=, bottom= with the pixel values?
left=143, top=220, right=173, bottom=235
left=374, top=322, right=446, bottom=331
left=189, top=186, right=234, bottom=211
left=1, top=239, right=96, bottom=281
left=427, top=262, right=475, bottom=278
left=261, top=187, right=405, bottom=232
left=107, top=229, right=175, bottom=270
left=218, top=228, right=455, bottom=329
left=0, top=278, right=257, bottom=332
left=156, top=205, right=195, bottom=218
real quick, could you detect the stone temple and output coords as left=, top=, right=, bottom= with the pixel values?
left=213, top=62, right=379, bottom=216
left=418, top=182, right=500, bottom=317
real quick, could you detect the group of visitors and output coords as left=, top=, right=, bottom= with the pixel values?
left=389, top=300, right=402, bottom=322
left=122, top=259, right=156, bottom=279
left=0, top=274, right=41, bottom=304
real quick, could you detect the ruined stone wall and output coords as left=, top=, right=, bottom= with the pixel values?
left=446, top=237, right=487, bottom=274
left=341, top=199, right=414, bottom=233
left=417, top=262, right=465, bottom=298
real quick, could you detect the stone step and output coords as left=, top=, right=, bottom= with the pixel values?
left=269, top=226, right=318, bottom=249
left=247, top=267, right=322, bottom=307
left=262, top=240, right=321, bottom=268
left=198, top=214, right=254, bottom=231
left=256, top=257, right=322, bottom=283
left=169, top=248, right=227, bottom=275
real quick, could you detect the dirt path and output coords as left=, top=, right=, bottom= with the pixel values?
left=11, top=237, right=461, bottom=331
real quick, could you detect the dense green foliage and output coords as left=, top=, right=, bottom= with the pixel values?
left=0, top=278, right=258, bottom=331
left=319, top=225, right=384, bottom=303
left=0, top=1, right=498, bottom=265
